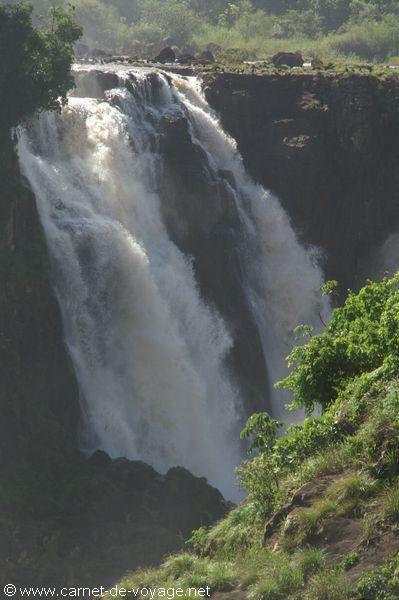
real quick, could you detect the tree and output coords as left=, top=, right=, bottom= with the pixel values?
left=0, top=2, right=82, bottom=130
left=139, top=0, right=200, bottom=45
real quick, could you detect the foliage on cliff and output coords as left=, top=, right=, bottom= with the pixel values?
left=0, top=2, right=82, bottom=130
left=114, top=275, right=399, bottom=599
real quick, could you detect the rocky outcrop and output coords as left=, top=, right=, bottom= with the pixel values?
left=272, top=51, right=304, bottom=67
left=153, top=47, right=176, bottom=64
left=203, top=70, right=399, bottom=292
left=2, top=450, right=229, bottom=587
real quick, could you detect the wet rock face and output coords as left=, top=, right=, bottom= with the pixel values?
left=204, top=71, right=399, bottom=292
left=158, top=109, right=270, bottom=415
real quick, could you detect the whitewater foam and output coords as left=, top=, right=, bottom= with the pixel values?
left=18, top=67, right=328, bottom=498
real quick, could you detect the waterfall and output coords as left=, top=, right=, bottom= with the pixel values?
left=171, top=76, right=328, bottom=419
left=18, top=66, right=327, bottom=499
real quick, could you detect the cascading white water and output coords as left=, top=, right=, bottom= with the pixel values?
left=18, top=66, right=327, bottom=499
left=172, top=76, right=329, bottom=419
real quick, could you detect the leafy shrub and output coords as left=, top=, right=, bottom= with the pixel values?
left=238, top=453, right=281, bottom=516
left=354, top=555, right=399, bottom=599
left=240, top=413, right=283, bottom=456
left=273, top=414, right=345, bottom=469
left=238, top=409, right=348, bottom=512
left=334, top=551, right=360, bottom=572
left=278, top=276, right=399, bottom=413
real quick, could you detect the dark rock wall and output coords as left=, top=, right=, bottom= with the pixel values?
left=204, top=71, right=399, bottom=292
left=2, top=451, right=229, bottom=587
left=0, top=131, right=80, bottom=468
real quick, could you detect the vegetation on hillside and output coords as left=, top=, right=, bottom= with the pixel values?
left=112, top=275, right=399, bottom=599
left=14, top=0, right=399, bottom=63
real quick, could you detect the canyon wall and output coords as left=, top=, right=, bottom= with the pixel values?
left=204, top=70, right=399, bottom=292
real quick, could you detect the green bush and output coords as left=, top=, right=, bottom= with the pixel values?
left=239, top=277, right=399, bottom=514
left=278, top=276, right=399, bottom=413
left=354, top=555, right=399, bottom=599
left=240, top=413, right=283, bottom=456
left=238, top=409, right=348, bottom=512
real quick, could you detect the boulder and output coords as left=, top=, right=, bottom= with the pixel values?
left=272, top=51, right=304, bottom=67
left=89, top=449, right=112, bottom=468
left=153, top=47, right=176, bottom=64
left=196, top=50, right=215, bottom=64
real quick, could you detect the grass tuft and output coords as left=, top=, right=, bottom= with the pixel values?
left=383, top=480, right=399, bottom=522
left=304, top=570, right=351, bottom=599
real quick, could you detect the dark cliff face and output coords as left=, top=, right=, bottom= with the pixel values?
left=0, top=131, right=80, bottom=468
left=204, top=71, right=399, bottom=292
